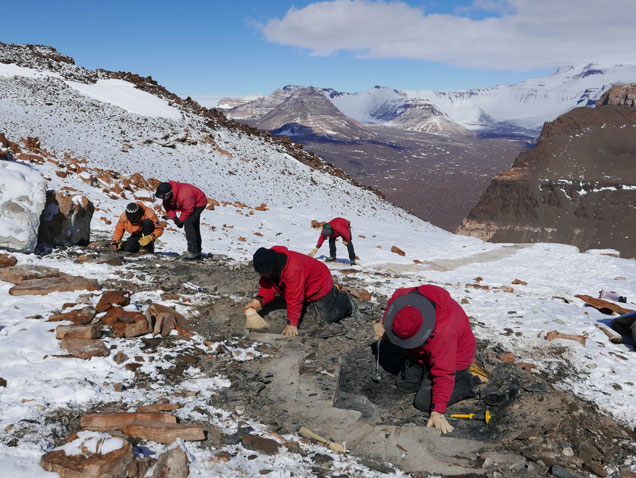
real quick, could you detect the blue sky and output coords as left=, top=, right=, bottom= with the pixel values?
left=2, top=1, right=634, bottom=106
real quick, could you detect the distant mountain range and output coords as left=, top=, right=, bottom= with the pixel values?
left=218, top=64, right=636, bottom=138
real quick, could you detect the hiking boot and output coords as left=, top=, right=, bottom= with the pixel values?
left=182, top=251, right=200, bottom=260
left=350, top=259, right=356, bottom=266
left=139, top=242, right=155, bottom=254
left=325, top=256, right=337, bottom=262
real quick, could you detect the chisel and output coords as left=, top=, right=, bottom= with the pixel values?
left=449, top=410, right=492, bottom=424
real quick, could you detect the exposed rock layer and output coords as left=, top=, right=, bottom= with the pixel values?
left=457, top=86, right=636, bottom=258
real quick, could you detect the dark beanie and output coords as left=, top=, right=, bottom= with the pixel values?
left=155, top=182, right=172, bottom=198
left=253, top=247, right=278, bottom=274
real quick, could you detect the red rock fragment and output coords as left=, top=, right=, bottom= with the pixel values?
left=391, top=246, right=405, bottom=256
left=122, top=421, right=205, bottom=443
left=9, top=273, right=99, bottom=296
left=81, top=412, right=176, bottom=432
left=49, top=306, right=97, bottom=325
left=0, top=254, right=17, bottom=268
left=96, top=290, right=131, bottom=313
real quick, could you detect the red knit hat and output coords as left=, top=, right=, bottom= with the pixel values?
left=383, top=292, right=436, bottom=349
left=392, top=306, right=423, bottom=339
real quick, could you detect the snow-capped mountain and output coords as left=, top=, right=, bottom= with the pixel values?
left=251, top=87, right=371, bottom=140
left=221, top=85, right=305, bottom=121
left=224, top=64, right=636, bottom=137
left=216, top=93, right=263, bottom=110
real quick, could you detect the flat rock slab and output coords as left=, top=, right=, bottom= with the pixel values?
left=61, top=337, right=109, bottom=359
left=122, top=421, right=205, bottom=443
left=81, top=412, right=177, bottom=431
left=137, top=403, right=182, bottom=413
left=102, top=306, right=149, bottom=337
left=40, top=435, right=138, bottom=478
left=9, top=273, right=99, bottom=296
left=251, top=332, right=484, bottom=475
left=576, top=294, right=633, bottom=316
left=56, top=324, right=102, bottom=339
left=0, top=264, right=59, bottom=284
left=49, top=306, right=97, bottom=325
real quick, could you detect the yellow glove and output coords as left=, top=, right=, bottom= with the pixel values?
left=308, top=247, right=318, bottom=257
left=427, top=411, right=454, bottom=434
left=244, top=299, right=262, bottom=312
left=117, top=241, right=125, bottom=251
left=139, top=235, right=154, bottom=247
left=372, top=322, right=385, bottom=341
left=282, top=325, right=298, bottom=336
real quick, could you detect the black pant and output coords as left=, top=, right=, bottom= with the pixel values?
left=123, top=219, right=155, bottom=252
left=329, top=237, right=356, bottom=261
left=612, top=312, right=636, bottom=343
left=377, top=344, right=476, bottom=412
left=183, top=206, right=205, bottom=253
left=307, top=286, right=352, bottom=323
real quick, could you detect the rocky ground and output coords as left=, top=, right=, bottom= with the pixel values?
left=34, top=242, right=636, bottom=478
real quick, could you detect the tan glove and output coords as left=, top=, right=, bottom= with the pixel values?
left=372, top=322, right=385, bottom=341
left=282, top=325, right=298, bottom=336
left=139, top=234, right=154, bottom=247
left=244, top=299, right=262, bottom=312
left=342, top=241, right=349, bottom=246
left=308, top=247, right=318, bottom=257
left=427, top=411, right=454, bottom=434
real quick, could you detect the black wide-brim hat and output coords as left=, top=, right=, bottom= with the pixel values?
left=384, top=293, right=436, bottom=349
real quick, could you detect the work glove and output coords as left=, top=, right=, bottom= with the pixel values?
left=138, top=235, right=154, bottom=247
left=174, top=218, right=183, bottom=228
left=427, top=411, right=454, bottom=434
left=372, top=322, right=385, bottom=341
left=282, top=325, right=298, bottom=336
left=110, top=242, right=118, bottom=253
left=342, top=241, right=349, bottom=246
left=308, top=247, right=318, bottom=257
left=244, top=299, right=262, bottom=312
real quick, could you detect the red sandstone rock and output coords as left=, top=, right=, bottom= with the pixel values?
left=9, top=273, right=99, bottom=296
left=122, top=421, right=205, bottom=443
left=81, top=412, right=176, bottom=432
left=40, top=433, right=138, bottom=478
left=390, top=246, right=405, bottom=256
left=0, top=265, right=60, bottom=284
left=0, top=254, right=17, bottom=268
left=56, top=324, right=102, bottom=339
left=49, top=306, right=97, bottom=325
left=145, top=303, right=193, bottom=338
left=102, top=307, right=148, bottom=337
left=96, top=290, right=131, bottom=312
left=137, top=403, right=182, bottom=413
left=500, top=352, right=515, bottom=363
left=61, top=337, right=108, bottom=359
left=546, top=330, right=587, bottom=346
left=512, top=279, right=528, bottom=286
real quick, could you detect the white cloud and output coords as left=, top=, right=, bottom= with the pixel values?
left=261, top=0, right=636, bottom=70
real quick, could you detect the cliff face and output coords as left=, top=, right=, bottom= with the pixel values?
left=456, top=84, right=636, bottom=258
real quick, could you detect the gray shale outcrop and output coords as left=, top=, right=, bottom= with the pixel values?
left=456, top=83, right=636, bottom=258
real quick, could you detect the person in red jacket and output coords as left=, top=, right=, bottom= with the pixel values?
left=374, top=285, right=478, bottom=434
left=309, top=217, right=357, bottom=265
left=244, top=246, right=353, bottom=336
left=155, top=181, right=207, bottom=260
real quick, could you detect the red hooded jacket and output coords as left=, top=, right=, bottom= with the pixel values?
left=382, top=285, right=476, bottom=414
left=256, top=246, right=333, bottom=327
left=316, top=217, right=351, bottom=247
left=162, top=181, right=207, bottom=222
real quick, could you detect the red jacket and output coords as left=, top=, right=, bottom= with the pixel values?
left=162, top=181, right=207, bottom=222
left=382, top=285, right=476, bottom=414
left=256, top=246, right=333, bottom=327
left=316, top=217, right=351, bottom=247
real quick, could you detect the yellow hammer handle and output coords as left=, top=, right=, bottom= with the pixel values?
left=450, top=413, right=476, bottom=419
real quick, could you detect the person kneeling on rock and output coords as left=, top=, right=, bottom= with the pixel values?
left=111, top=202, right=164, bottom=253
left=244, top=246, right=353, bottom=336
left=373, top=284, right=480, bottom=434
